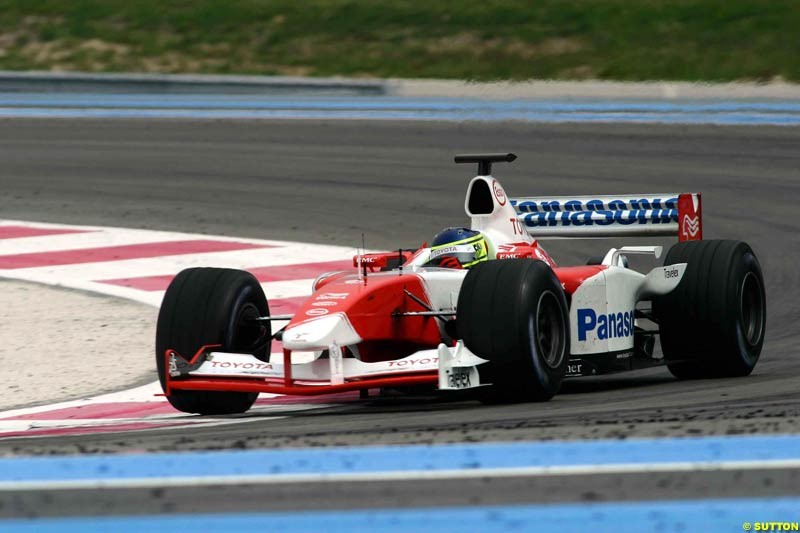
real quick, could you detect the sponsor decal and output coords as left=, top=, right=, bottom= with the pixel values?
left=616, top=351, right=634, bottom=359
left=306, top=308, right=329, bottom=316
left=387, top=357, right=438, bottom=367
left=317, top=292, right=349, bottom=300
left=513, top=197, right=678, bottom=213
left=577, top=308, right=635, bottom=341
left=509, top=217, right=526, bottom=235
left=429, top=245, right=457, bottom=258
left=446, top=367, right=472, bottom=388
left=354, top=255, right=384, bottom=266
left=209, top=361, right=273, bottom=370
left=429, top=244, right=476, bottom=260
left=522, top=209, right=678, bottom=228
left=312, top=301, right=338, bottom=307
left=492, top=179, right=507, bottom=206
left=497, top=252, right=530, bottom=259
left=567, top=363, right=583, bottom=374
left=682, top=214, right=700, bottom=238
left=664, top=268, right=680, bottom=279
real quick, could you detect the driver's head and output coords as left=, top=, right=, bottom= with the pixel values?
left=425, top=227, right=489, bottom=269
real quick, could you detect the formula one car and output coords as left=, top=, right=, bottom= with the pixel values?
left=156, top=153, right=766, bottom=414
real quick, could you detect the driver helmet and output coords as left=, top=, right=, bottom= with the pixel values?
left=426, top=227, right=489, bottom=269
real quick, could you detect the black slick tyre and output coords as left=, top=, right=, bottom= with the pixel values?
left=654, top=240, right=766, bottom=379
left=457, top=259, right=569, bottom=402
left=156, top=267, right=271, bottom=415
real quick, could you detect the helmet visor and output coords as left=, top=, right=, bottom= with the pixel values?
left=426, top=236, right=488, bottom=267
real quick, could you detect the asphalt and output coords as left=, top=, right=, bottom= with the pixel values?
left=0, top=118, right=799, bottom=515
left=3, top=468, right=799, bottom=519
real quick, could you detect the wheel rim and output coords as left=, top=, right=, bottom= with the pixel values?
left=740, top=271, right=765, bottom=346
left=232, top=302, right=269, bottom=354
left=532, top=290, right=566, bottom=369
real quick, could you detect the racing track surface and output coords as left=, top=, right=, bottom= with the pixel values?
left=1, top=119, right=799, bottom=516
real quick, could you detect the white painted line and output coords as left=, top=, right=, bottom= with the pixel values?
left=2, top=459, right=800, bottom=491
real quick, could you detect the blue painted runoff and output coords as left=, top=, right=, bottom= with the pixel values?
left=1, top=498, right=800, bottom=533
left=2, top=107, right=800, bottom=125
left=1, top=93, right=800, bottom=112
left=0, top=94, right=799, bottom=124
left=1, top=434, right=799, bottom=483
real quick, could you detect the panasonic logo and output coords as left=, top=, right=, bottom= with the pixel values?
left=577, top=308, right=635, bottom=341
left=522, top=209, right=678, bottom=228
left=513, top=197, right=678, bottom=213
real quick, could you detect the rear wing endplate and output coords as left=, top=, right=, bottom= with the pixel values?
left=511, top=193, right=702, bottom=241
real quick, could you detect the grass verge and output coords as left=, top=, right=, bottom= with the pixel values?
left=0, top=0, right=798, bottom=81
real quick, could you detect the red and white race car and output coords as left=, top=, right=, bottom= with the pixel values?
left=156, top=153, right=766, bottom=414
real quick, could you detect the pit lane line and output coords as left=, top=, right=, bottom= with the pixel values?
left=2, top=435, right=800, bottom=491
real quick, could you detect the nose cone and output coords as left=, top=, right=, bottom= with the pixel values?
left=282, top=313, right=362, bottom=351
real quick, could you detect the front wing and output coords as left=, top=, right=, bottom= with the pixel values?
left=164, top=341, right=489, bottom=397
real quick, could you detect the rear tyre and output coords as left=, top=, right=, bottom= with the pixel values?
left=654, top=240, right=766, bottom=379
left=457, top=259, right=569, bottom=402
left=156, top=268, right=271, bottom=414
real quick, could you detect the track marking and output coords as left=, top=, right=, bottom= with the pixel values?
left=0, top=239, right=271, bottom=269
left=0, top=220, right=363, bottom=436
left=97, top=259, right=354, bottom=290
left=3, top=498, right=797, bottom=533
left=0, top=225, right=92, bottom=240
left=3, top=435, right=800, bottom=487
left=2, top=458, right=800, bottom=491
left=0, top=224, right=239, bottom=254
left=2, top=94, right=800, bottom=125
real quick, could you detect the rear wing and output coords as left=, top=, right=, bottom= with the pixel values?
left=511, top=193, right=702, bottom=241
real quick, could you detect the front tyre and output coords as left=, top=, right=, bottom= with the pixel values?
left=654, top=240, right=766, bottom=378
left=156, top=268, right=271, bottom=414
left=457, top=259, right=569, bottom=402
